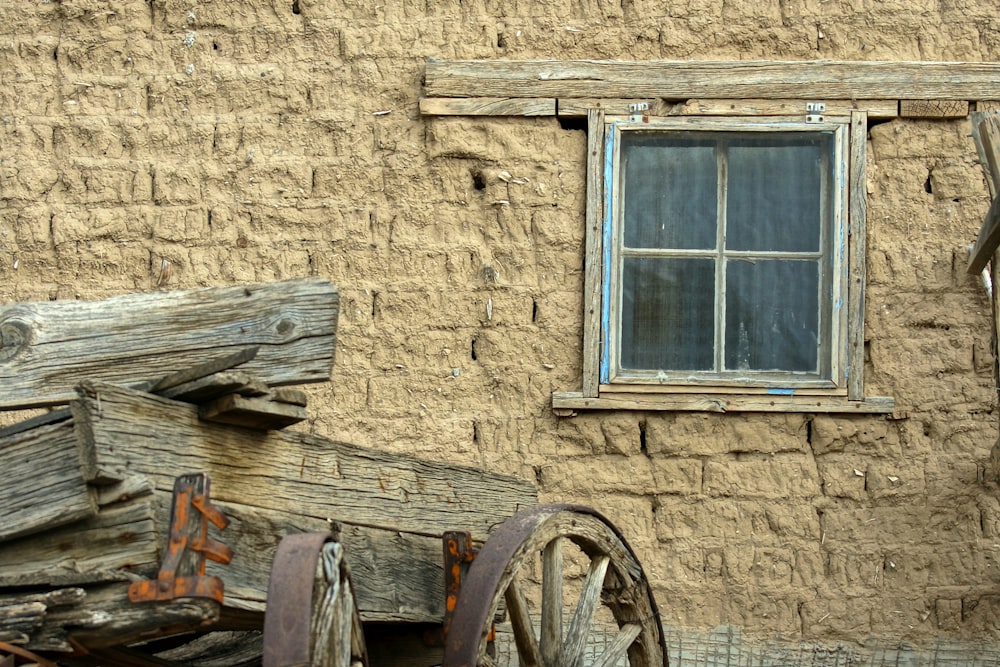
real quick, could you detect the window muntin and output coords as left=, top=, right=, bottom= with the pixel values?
left=602, top=118, right=849, bottom=388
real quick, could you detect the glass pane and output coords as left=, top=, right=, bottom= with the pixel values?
left=724, top=259, right=820, bottom=373
left=726, top=134, right=830, bottom=253
left=621, top=134, right=717, bottom=250
left=621, top=257, right=715, bottom=371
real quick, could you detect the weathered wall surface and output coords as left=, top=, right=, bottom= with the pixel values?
left=3, top=0, right=1000, bottom=655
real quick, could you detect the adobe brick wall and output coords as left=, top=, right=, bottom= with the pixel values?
left=3, top=0, right=1000, bottom=652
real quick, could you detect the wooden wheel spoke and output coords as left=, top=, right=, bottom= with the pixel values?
left=540, top=537, right=564, bottom=666
left=562, top=554, right=611, bottom=667
left=441, top=506, right=664, bottom=667
left=504, top=577, right=543, bottom=667
left=591, top=623, right=643, bottom=667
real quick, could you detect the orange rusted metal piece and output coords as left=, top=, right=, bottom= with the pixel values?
left=128, top=473, right=232, bottom=604
left=442, top=531, right=476, bottom=638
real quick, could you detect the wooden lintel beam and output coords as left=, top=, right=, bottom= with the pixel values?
left=419, top=97, right=555, bottom=116
left=425, top=59, right=1000, bottom=101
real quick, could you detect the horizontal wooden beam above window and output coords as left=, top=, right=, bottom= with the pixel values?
left=425, top=59, right=1000, bottom=102
left=421, top=96, right=899, bottom=118
left=552, top=391, right=895, bottom=414
left=418, top=97, right=555, bottom=116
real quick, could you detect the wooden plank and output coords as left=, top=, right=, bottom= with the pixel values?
left=425, top=59, right=1000, bottom=101
left=148, top=346, right=259, bottom=393
left=968, top=113, right=1000, bottom=274
left=0, top=589, right=84, bottom=645
left=418, top=97, right=555, bottom=116
left=0, top=496, right=160, bottom=587
left=672, top=98, right=898, bottom=118
left=972, top=111, right=1000, bottom=197
left=967, top=194, right=1000, bottom=275
left=978, top=101, right=1000, bottom=112
left=582, top=108, right=605, bottom=398
left=0, top=407, right=70, bottom=438
left=0, top=419, right=96, bottom=543
left=848, top=111, right=868, bottom=401
left=900, top=99, right=969, bottom=118
left=157, top=370, right=270, bottom=403
left=21, top=583, right=220, bottom=652
left=206, top=502, right=448, bottom=622
left=198, top=393, right=307, bottom=430
left=557, top=98, right=670, bottom=117
left=0, top=277, right=339, bottom=410
left=71, top=381, right=537, bottom=541
left=552, top=391, right=895, bottom=413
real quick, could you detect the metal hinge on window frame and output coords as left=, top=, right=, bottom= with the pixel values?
left=806, top=102, right=826, bottom=123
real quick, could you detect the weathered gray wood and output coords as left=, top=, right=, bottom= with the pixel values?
left=582, top=108, right=605, bottom=398
left=967, top=194, right=1000, bottom=275
left=425, top=59, right=1000, bottom=101
left=0, top=589, right=84, bottom=645
left=848, top=111, right=868, bottom=401
left=198, top=393, right=307, bottom=430
left=72, top=381, right=536, bottom=550
left=556, top=98, right=669, bottom=117
left=0, top=277, right=339, bottom=410
left=900, top=99, right=969, bottom=118
left=553, top=391, right=895, bottom=413
left=670, top=98, right=899, bottom=118
left=0, top=495, right=160, bottom=587
left=23, top=583, right=220, bottom=652
left=969, top=113, right=1000, bottom=274
left=0, top=407, right=71, bottom=438
left=202, top=502, right=447, bottom=623
left=149, top=346, right=259, bottom=393
left=0, top=419, right=95, bottom=543
left=157, top=370, right=270, bottom=403
left=419, top=96, right=555, bottom=115
left=272, top=387, right=308, bottom=406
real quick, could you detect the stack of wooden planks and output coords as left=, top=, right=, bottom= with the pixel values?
left=0, top=278, right=536, bottom=665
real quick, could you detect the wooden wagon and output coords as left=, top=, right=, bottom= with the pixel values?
left=0, top=278, right=665, bottom=667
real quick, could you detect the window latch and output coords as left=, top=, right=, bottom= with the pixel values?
left=806, top=102, right=826, bottom=123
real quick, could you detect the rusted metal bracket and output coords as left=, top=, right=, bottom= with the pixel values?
left=128, top=473, right=232, bottom=604
left=442, top=531, right=490, bottom=643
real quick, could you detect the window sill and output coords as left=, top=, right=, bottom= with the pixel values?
left=551, top=391, right=895, bottom=415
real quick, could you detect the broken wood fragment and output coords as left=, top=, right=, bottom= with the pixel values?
left=149, top=346, right=260, bottom=393
left=198, top=394, right=308, bottom=430
left=157, top=370, right=270, bottom=404
left=24, top=583, right=220, bottom=652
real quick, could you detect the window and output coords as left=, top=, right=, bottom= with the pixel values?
left=554, top=108, right=892, bottom=413
left=602, top=118, right=848, bottom=389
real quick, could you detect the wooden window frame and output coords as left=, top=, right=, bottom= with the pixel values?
left=554, top=108, right=894, bottom=414
left=602, top=116, right=849, bottom=389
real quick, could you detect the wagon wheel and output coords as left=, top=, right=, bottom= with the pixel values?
left=263, top=533, right=368, bottom=667
left=443, top=504, right=666, bottom=667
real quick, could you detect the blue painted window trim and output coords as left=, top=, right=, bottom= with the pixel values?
left=599, top=123, right=617, bottom=384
